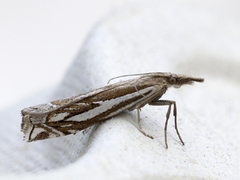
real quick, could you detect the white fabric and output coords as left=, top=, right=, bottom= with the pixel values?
left=1, top=0, right=240, bottom=179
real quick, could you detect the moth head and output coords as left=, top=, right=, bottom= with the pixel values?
left=166, top=74, right=204, bottom=88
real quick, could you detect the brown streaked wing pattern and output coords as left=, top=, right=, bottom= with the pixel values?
left=39, top=85, right=157, bottom=141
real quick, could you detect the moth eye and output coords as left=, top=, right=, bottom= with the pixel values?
left=169, top=77, right=177, bottom=84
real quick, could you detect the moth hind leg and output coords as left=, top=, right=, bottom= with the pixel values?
left=136, top=108, right=154, bottom=139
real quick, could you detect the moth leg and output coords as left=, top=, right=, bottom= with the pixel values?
left=137, top=108, right=154, bottom=139
left=148, top=100, right=184, bottom=149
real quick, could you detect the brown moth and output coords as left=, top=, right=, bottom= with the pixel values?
left=21, top=72, right=204, bottom=148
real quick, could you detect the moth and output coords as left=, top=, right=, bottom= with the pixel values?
left=21, top=72, right=204, bottom=148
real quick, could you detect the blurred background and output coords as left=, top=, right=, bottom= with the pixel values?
left=0, top=0, right=135, bottom=110
left=1, top=1, right=240, bottom=178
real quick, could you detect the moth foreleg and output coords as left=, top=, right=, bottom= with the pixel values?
left=136, top=108, right=154, bottom=139
left=148, top=100, right=184, bottom=149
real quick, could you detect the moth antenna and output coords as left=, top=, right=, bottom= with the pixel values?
left=107, top=73, right=152, bottom=84
left=134, top=77, right=146, bottom=97
left=108, top=73, right=151, bottom=97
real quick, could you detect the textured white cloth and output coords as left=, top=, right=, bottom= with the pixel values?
left=1, top=0, right=240, bottom=179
